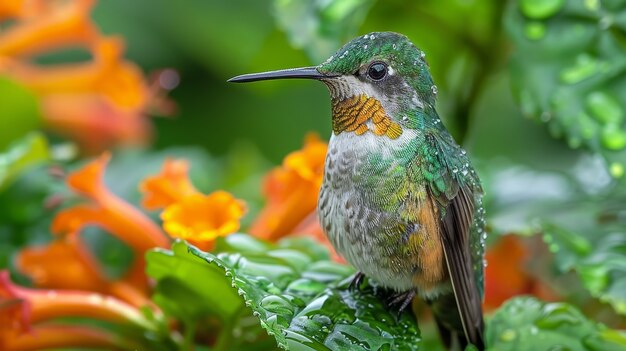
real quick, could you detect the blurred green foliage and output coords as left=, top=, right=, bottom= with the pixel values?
left=487, top=297, right=626, bottom=350
left=2, top=0, right=626, bottom=350
left=0, top=79, right=41, bottom=150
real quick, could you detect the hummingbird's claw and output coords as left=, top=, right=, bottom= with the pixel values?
left=348, top=271, right=366, bottom=291
left=388, top=290, right=416, bottom=313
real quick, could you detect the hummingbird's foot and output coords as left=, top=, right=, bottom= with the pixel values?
left=348, top=271, right=366, bottom=291
left=388, top=290, right=416, bottom=313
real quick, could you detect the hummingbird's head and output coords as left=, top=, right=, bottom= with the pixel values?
left=316, top=32, right=435, bottom=113
left=229, top=32, right=436, bottom=138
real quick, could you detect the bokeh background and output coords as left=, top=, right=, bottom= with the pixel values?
left=2, top=0, right=626, bottom=350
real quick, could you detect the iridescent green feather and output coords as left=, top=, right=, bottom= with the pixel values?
left=418, top=117, right=486, bottom=296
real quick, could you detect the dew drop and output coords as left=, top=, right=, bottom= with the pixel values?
left=540, top=111, right=552, bottom=122
left=500, top=329, right=517, bottom=342
left=585, top=91, right=623, bottom=125
left=601, top=124, right=626, bottom=150
left=363, top=44, right=368, bottom=50
left=158, top=69, right=180, bottom=90
left=584, top=0, right=599, bottom=11
left=525, top=21, right=546, bottom=40
left=609, top=162, right=624, bottom=178
left=520, top=0, right=564, bottom=19
left=392, top=43, right=397, bottom=49
left=431, top=85, right=438, bottom=95
left=568, top=136, right=582, bottom=149
left=560, top=54, right=599, bottom=84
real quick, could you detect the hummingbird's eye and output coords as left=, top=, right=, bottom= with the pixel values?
left=367, top=62, right=388, bottom=81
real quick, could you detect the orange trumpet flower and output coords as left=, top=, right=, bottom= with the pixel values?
left=15, top=234, right=152, bottom=308
left=161, top=191, right=247, bottom=243
left=140, top=158, right=247, bottom=250
left=484, top=235, right=559, bottom=311
left=52, top=153, right=170, bottom=252
left=140, top=159, right=199, bottom=210
left=0, top=0, right=171, bottom=152
left=0, top=271, right=156, bottom=330
left=0, top=0, right=97, bottom=57
left=4, top=325, right=123, bottom=351
left=250, top=133, right=327, bottom=241
left=15, top=235, right=106, bottom=292
left=0, top=271, right=154, bottom=350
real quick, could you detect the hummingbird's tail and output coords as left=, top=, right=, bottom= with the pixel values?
left=429, top=292, right=485, bottom=351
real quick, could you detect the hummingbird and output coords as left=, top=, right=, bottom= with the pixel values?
left=229, top=32, right=486, bottom=350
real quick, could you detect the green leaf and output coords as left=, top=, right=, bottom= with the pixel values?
left=153, top=236, right=421, bottom=350
left=146, top=241, right=244, bottom=323
left=542, top=219, right=626, bottom=316
left=0, top=132, right=50, bottom=192
left=273, top=0, right=377, bottom=62
left=484, top=156, right=626, bottom=316
left=487, top=297, right=626, bottom=351
left=0, top=77, right=41, bottom=149
left=506, top=0, right=626, bottom=174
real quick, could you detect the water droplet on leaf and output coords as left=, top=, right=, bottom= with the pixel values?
left=525, top=22, right=547, bottom=40
left=500, top=329, right=517, bottom=342
left=568, top=136, right=582, bottom=148
left=586, top=91, right=623, bottom=125
left=609, top=162, right=624, bottom=178
left=584, top=0, right=599, bottom=11
left=601, top=123, right=626, bottom=150
left=520, top=0, right=564, bottom=19
left=560, top=54, right=600, bottom=84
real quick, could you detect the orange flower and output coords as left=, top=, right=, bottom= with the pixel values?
left=41, top=94, right=150, bottom=154
left=15, top=235, right=152, bottom=308
left=0, top=271, right=154, bottom=350
left=0, top=271, right=154, bottom=329
left=16, top=235, right=106, bottom=292
left=0, top=0, right=97, bottom=57
left=0, top=298, right=27, bottom=343
left=0, top=0, right=24, bottom=20
left=51, top=153, right=170, bottom=252
left=0, top=0, right=172, bottom=152
left=484, top=235, right=559, bottom=311
left=4, top=325, right=122, bottom=351
left=140, top=158, right=199, bottom=210
left=4, top=37, right=148, bottom=110
left=161, top=191, right=247, bottom=245
left=250, top=133, right=327, bottom=241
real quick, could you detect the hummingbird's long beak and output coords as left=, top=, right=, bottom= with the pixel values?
left=228, top=66, right=334, bottom=83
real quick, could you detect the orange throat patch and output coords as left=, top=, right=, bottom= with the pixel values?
left=331, top=94, right=403, bottom=139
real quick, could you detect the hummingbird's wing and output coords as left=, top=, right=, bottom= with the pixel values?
left=422, top=132, right=485, bottom=349
left=438, top=186, right=485, bottom=349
